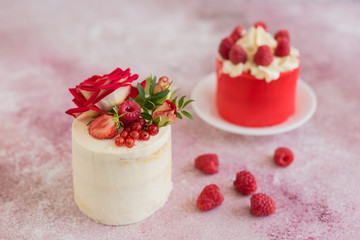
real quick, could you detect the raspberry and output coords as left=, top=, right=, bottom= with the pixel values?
left=229, top=45, right=247, bottom=65
left=274, top=147, right=294, bottom=167
left=230, top=26, right=245, bottom=42
left=218, top=37, right=234, bottom=60
left=250, top=193, right=276, bottom=216
left=254, top=21, right=269, bottom=32
left=196, top=184, right=224, bottom=211
left=233, top=171, right=257, bottom=195
left=194, top=154, right=219, bottom=174
left=275, top=38, right=290, bottom=57
left=254, top=45, right=273, bottom=66
left=118, top=100, right=141, bottom=126
left=274, top=29, right=290, bottom=41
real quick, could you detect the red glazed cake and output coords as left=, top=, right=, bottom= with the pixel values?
left=216, top=22, right=300, bottom=127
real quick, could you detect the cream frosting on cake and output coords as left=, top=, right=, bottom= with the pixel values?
left=72, top=114, right=172, bottom=225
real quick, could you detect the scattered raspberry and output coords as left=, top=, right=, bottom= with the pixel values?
left=230, top=26, right=245, bottom=42
left=196, top=184, right=224, bottom=211
left=194, top=154, right=219, bottom=174
left=125, top=138, right=135, bottom=148
left=250, top=193, right=276, bottom=216
left=254, top=45, right=273, bottom=66
left=129, top=130, right=139, bottom=140
left=218, top=37, right=234, bottom=60
left=274, top=147, right=294, bottom=167
left=88, top=113, right=118, bottom=139
left=148, top=124, right=159, bottom=136
left=254, top=21, right=269, bottom=32
left=274, top=29, right=290, bottom=41
left=115, top=136, right=125, bottom=147
left=139, top=131, right=150, bottom=141
left=233, top=171, right=257, bottom=195
left=118, top=100, right=141, bottom=126
left=131, top=122, right=142, bottom=132
left=229, top=45, right=247, bottom=65
left=275, top=38, right=290, bottom=57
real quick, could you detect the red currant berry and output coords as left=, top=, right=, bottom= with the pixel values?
left=139, top=131, right=150, bottom=141
left=131, top=122, right=142, bottom=132
left=148, top=124, right=159, bottom=136
left=115, top=136, right=125, bottom=147
left=125, top=138, right=135, bottom=148
left=129, top=130, right=139, bottom=140
left=120, top=130, right=129, bottom=138
left=123, top=126, right=131, bottom=132
left=137, top=118, right=146, bottom=128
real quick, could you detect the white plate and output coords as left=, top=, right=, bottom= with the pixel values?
left=191, top=73, right=317, bottom=136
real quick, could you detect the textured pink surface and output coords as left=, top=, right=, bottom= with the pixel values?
left=1, top=1, right=360, bottom=239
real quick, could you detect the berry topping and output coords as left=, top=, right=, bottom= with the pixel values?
left=194, top=154, right=219, bottom=174
left=125, top=138, right=135, bottom=148
left=139, top=131, right=150, bottom=141
left=229, top=45, right=247, bottom=65
left=275, top=38, right=290, bottom=57
left=120, top=130, right=129, bottom=138
left=196, top=184, right=224, bottom=211
left=129, top=130, right=140, bottom=140
left=250, top=193, right=276, bottom=216
left=148, top=124, right=159, bottom=136
left=137, top=118, right=146, bottom=128
left=118, top=100, right=141, bottom=126
left=131, top=122, right=142, bottom=132
left=123, top=126, right=131, bottom=132
left=274, top=147, right=294, bottom=167
left=88, top=113, right=118, bottom=139
left=274, top=29, right=290, bottom=41
left=254, top=21, right=269, bottom=32
left=115, top=136, right=125, bottom=147
left=230, top=26, right=245, bottom=42
left=233, top=171, right=257, bottom=195
left=254, top=45, right=273, bottom=66
left=218, top=37, right=234, bottom=60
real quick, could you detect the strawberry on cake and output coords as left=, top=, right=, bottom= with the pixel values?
left=216, top=21, right=300, bottom=127
left=66, top=68, right=193, bottom=225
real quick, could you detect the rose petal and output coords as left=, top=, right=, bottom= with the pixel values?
left=65, top=106, right=101, bottom=118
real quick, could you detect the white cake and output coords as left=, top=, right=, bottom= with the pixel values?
left=72, top=114, right=172, bottom=225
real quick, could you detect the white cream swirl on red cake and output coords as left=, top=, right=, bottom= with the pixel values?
left=218, top=22, right=300, bottom=82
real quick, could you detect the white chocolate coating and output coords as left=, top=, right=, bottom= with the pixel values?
left=72, top=114, right=172, bottom=225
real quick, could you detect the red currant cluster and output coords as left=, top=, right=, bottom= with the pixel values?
left=114, top=118, right=159, bottom=148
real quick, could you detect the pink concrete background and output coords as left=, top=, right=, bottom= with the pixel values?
left=1, top=1, right=360, bottom=239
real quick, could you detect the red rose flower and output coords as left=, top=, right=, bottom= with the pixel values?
left=152, top=100, right=177, bottom=126
left=66, top=68, right=138, bottom=118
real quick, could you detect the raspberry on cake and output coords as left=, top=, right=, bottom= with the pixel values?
left=66, top=68, right=193, bottom=225
left=216, top=22, right=300, bottom=127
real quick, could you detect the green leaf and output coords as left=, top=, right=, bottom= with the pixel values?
left=134, top=95, right=145, bottom=107
left=137, top=82, right=145, bottom=100
left=176, top=112, right=183, bottom=119
left=140, top=112, right=152, bottom=120
left=150, top=90, right=170, bottom=100
left=169, top=89, right=179, bottom=101
left=160, top=121, right=170, bottom=127
left=178, top=96, right=186, bottom=109
left=149, top=76, right=157, bottom=94
left=144, top=100, right=156, bottom=110
left=154, top=117, right=160, bottom=125
left=182, top=99, right=194, bottom=109
left=172, top=96, right=178, bottom=105
left=144, top=76, right=152, bottom=95
left=181, top=110, right=193, bottom=120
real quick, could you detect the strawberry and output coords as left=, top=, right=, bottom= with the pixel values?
left=88, top=113, right=118, bottom=139
left=218, top=37, right=234, bottom=60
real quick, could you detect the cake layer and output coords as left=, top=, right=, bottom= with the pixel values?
left=216, top=59, right=299, bottom=127
left=72, top=115, right=172, bottom=225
